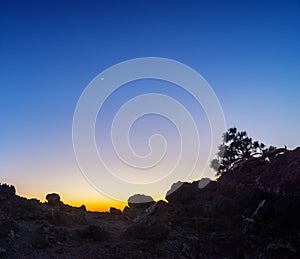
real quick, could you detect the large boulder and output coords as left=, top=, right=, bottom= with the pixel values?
left=198, top=178, right=212, bottom=189
left=166, top=181, right=198, bottom=204
left=166, top=179, right=217, bottom=205
left=46, top=193, right=61, bottom=206
left=258, top=147, right=300, bottom=196
left=217, top=147, right=300, bottom=200
left=128, top=194, right=154, bottom=209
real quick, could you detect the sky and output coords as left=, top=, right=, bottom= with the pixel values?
left=1, top=0, right=300, bottom=211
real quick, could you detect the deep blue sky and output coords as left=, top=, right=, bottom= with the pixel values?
left=1, top=0, right=300, bottom=210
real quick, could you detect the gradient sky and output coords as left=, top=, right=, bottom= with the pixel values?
left=1, top=0, right=300, bottom=211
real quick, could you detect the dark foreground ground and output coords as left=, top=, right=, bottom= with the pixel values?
left=1, top=148, right=300, bottom=258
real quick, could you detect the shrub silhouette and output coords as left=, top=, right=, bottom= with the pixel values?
left=211, top=127, right=271, bottom=176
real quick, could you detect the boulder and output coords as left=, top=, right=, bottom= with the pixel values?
left=198, top=178, right=211, bottom=189
left=166, top=181, right=198, bottom=204
left=128, top=194, right=154, bottom=209
left=46, top=193, right=61, bottom=206
left=166, top=181, right=184, bottom=199
left=166, top=179, right=217, bottom=205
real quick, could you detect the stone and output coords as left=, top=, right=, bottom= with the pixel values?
left=46, top=193, right=61, bottom=206
left=128, top=194, right=154, bottom=209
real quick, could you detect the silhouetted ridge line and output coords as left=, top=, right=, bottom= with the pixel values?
left=0, top=147, right=299, bottom=257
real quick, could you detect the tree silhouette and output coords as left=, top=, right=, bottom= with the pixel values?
left=211, top=127, right=268, bottom=176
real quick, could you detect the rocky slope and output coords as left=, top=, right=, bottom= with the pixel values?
left=0, top=147, right=299, bottom=258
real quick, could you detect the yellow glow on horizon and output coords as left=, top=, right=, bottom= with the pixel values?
left=15, top=187, right=166, bottom=212
left=14, top=182, right=167, bottom=212
left=16, top=190, right=127, bottom=212
left=7, top=163, right=169, bottom=212
left=64, top=198, right=127, bottom=212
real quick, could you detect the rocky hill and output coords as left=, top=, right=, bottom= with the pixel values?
left=0, top=147, right=299, bottom=258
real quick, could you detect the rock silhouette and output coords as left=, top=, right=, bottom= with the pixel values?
left=0, top=147, right=299, bottom=257
left=46, top=193, right=61, bottom=206
left=0, top=184, right=15, bottom=200
left=127, top=194, right=154, bottom=209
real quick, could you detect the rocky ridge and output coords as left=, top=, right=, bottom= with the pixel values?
left=0, top=147, right=299, bottom=258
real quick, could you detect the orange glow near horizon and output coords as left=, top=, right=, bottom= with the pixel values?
left=16, top=191, right=127, bottom=212
left=14, top=183, right=166, bottom=212
left=68, top=200, right=127, bottom=212
left=4, top=158, right=173, bottom=213
left=13, top=182, right=127, bottom=212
